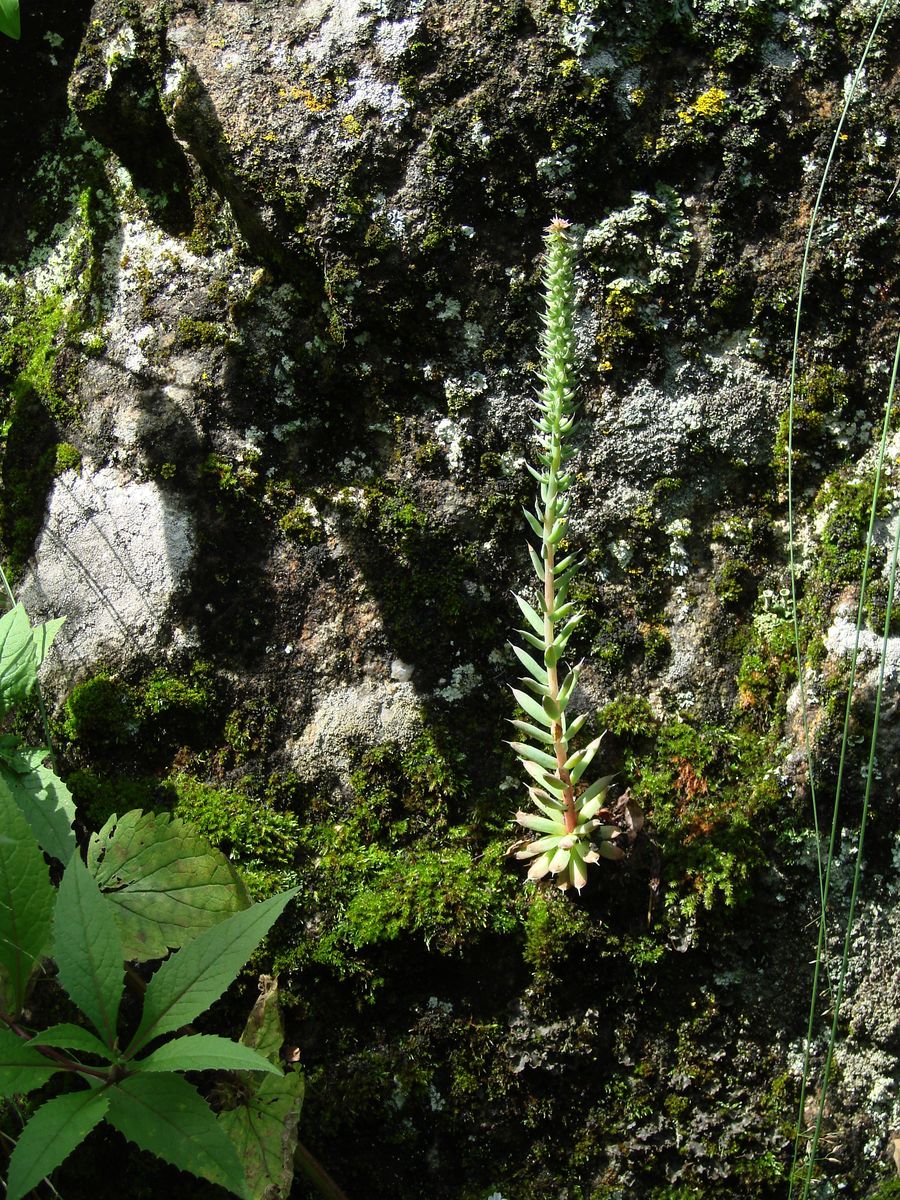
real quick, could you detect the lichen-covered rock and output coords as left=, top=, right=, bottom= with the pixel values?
left=3, top=0, right=900, bottom=1196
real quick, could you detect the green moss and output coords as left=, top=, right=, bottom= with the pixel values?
left=54, top=442, right=82, bottom=474
left=814, top=471, right=884, bottom=588
left=62, top=674, right=138, bottom=749
left=66, top=769, right=164, bottom=830
left=522, top=890, right=596, bottom=973
left=170, top=772, right=300, bottom=896
left=176, top=316, right=231, bottom=349
left=600, top=694, right=658, bottom=739
left=279, top=503, right=325, bottom=545
left=61, top=664, right=219, bottom=759
left=714, top=558, right=754, bottom=608
left=773, top=365, right=850, bottom=483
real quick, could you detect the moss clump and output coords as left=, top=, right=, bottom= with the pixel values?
left=66, top=769, right=164, bottom=830
left=773, top=365, right=851, bottom=485
left=61, top=674, right=138, bottom=749
left=813, top=471, right=884, bottom=588
left=714, top=558, right=755, bottom=609
left=279, top=503, right=325, bottom=545
left=61, top=664, right=219, bottom=760
left=522, top=889, right=596, bottom=974
left=601, top=694, right=658, bottom=739
left=169, top=772, right=300, bottom=896
left=176, top=317, right=231, bottom=349
left=54, top=441, right=82, bottom=474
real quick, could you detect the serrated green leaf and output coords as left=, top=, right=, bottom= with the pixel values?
left=7, top=1087, right=108, bottom=1200
left=511, top=644, right=549, bottom=686
left=510, top=741, right=559, bottom=773
left=0, top=0, right=20, bottom=39
left=511, top=687, right=553, bottom=729
left=218, top=976, right=304, bottom=1200
left=0, top=758, right=76, bottom=864
left=0, top=1026, right=60, bottom=1097
left=32, top=617, right=65, bottom=668
left=88, top=810, right=251, bottom=962
left=126, top=888, right=298, bottom=1057
left=136, top=1033, right=281, bottom=1076
left=106, top=1072, right=250, bottom=1199
left=30, top=1023, right=115, bottom=1061
left=54, top=857, right=124, bottom=1049
left=0, top=605, right=36, bottom=717
left=0, top=774, right=55, bottom=1014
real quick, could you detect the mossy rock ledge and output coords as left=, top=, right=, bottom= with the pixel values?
left=3, top=0, right=900, bottom=1197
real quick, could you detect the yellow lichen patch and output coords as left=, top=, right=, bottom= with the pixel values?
left=676, top=86, right=727, bottom=124
left=278, top=82, right=334, bottom=113
left=341, top=113, right=363, bottom=137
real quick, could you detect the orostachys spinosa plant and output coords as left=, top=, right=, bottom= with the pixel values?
left=509, top=218, right=623, bottom=892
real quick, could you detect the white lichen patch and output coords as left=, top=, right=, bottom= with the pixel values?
left=288, top=680, right=422, bottom=779
left=19, top=466, right=194, bottom=685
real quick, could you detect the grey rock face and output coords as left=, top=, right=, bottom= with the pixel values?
left=20, top=466, right=194, bottom=682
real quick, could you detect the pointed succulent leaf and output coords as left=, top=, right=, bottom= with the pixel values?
left=569, top=735, right=604, bottom=785
left=564, top=711, right=588, bottom=740
left=509, top=741, right=559, bottom=773
left=54, top=856, right=124, bottom=1050
left=511, top=687, right=554, bottom=728
left=542, top=694, right=561, bottom=722
left=577, top=773, right=616, bottom=808
left=514, top=593, right=545, bottom=635
left=528, top=789, right=566, bottom=817
left=509, top=719, right=556, bottom=746
left=0, top=774, right=55, bottom=1014
left=6, top=1087, right=109, bottom=1200
left=526, top=852, right=553, bottom=881
left=0, top=1026, right=60, bottom=1097
left=511, top=644, right=549, bottom=686
left=548, top=845, right=571, bottom=874
left=522, top=508, right=544, bottom=540
left=514, top=811, right=566, bottom=835
left=88, top=810, right=250, bottom=962
left=521, top=759, right=566, bottom=791
left=528, top=544, right=545, bottom=581
left=516, top=673, right=549, bottom=698
left=0, top=0, right=18, bottom=38
left=136, top=1033, right=282, bottom=1076
left=557, top=665, right=581, bottom=708
left=517, top=627, right=546, bottom=654
left=126, top=887, right=299, bottom=1057
left=106, top=1072, right=251, bottom=1199
left=515, top=834, right=566, bottom=858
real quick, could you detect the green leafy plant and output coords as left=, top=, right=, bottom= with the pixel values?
left=0, top=841, right=298, bottom=1200
left=509, top=219, right=622, bottom=891
left=0, top=0, right=18, bottom=40
left=0, top=590, right=310, bottom=1199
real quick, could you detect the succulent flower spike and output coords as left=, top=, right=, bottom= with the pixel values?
left=509, top=219, right=623, bottom=891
